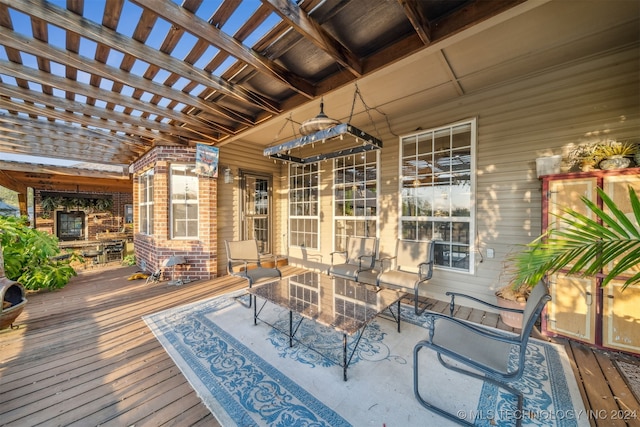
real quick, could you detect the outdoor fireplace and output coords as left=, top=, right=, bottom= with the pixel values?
left=0, top=277, right=27, bottom=330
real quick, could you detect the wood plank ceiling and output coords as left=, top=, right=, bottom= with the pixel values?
left=0, top=0, right=524, bottom=168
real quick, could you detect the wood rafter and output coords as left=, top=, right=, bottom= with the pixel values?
left=263, top=0, right=363, bottom=77
left=0, top=0, right=523, bottom=170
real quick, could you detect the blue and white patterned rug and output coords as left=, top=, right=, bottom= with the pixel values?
left=143, top=291, right=588, bottom=427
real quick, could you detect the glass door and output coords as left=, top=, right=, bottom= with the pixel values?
left=242, top=173, right=272, bottom=254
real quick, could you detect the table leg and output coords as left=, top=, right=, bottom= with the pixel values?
left=343, top=333, right=348, bottom=381
left=289, top=310, right=293, bottom=347
left=397, top=299, right=401, bottom=333
left=253, top=297, right=257, bottom=325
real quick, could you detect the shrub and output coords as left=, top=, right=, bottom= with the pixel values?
left=0, top=215, right=77, bottom=291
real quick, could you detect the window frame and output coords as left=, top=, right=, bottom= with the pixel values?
left=56, top=210, right=85, bottom=241
left=288, top=163, right=320, bottom=250
left=398, top=118, right=476, bottom=273
left=333, top=151, right=379, bottom=252
left=170, top=163, right=199, bottom=240
left=138, top=169, right=154, bottom=235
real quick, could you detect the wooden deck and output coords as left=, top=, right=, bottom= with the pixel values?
left=1, top=265, right=638, bottom=426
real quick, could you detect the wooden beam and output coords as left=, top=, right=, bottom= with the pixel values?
left=0, top=0, right=282, bottom=113
left=362, top=0, right=526, bottom=75
left=0, top=128, right=140, bottom=166
left=0, top=115, right=146, bottom=155
left=132, top=0, right=315, bottom=99
left=1, top=169, right=132, bottom=193
left=0, top=169, right=22, bottom=192
left=0, top=161, right=130, bottom=179
left=0, top=59, right=225, bottom=139
left=397, top=0, right=432, bottom=45
left=0, top=85, right=193, bottom=145
left=0, top=26, right=254, bottom=129
left=262, top=0, right=363, bottom=77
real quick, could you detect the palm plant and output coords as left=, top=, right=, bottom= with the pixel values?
left=509, top=185, right=640, bottom=291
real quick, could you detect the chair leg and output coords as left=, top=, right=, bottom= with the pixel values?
left=414, top=290, right=429, bottom=316
left=414, top=344, right=524, bottom=427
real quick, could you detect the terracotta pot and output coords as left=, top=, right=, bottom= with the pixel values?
left=495, top=295, right=525, bottom=328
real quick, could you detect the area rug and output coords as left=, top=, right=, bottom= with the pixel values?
left=143, top=291, right=589, bottom=427
left=615, top=359, right=640, bottom=402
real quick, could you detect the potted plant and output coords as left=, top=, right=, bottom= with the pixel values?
left=596, top=140, right=638, bottom=170
left=494, top=185, right=640, bottom=327
left=565, top=143, right=606, bottom=172
left=510, top=185, right=640, bottom=291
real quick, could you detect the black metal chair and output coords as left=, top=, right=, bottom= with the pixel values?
left=328, top=236, right=378, bottom=282
left=413, top=281, right=551, bottom=427
left=376, top=239, right=434, bottom=315
left=225, top=239, right=282, bottom=307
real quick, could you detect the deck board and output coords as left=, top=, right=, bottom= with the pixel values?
left=1, top=265, right=638, bottom=426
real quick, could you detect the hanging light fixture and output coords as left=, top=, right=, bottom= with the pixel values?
left=264, top=98, right=382, bottom=164
left=298, top=99, right=340, bottom=136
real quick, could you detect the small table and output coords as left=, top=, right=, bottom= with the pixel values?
left=248, top=271, right=406, bottom=381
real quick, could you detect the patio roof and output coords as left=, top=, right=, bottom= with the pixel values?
left=0, top=0, right=526, bottom=167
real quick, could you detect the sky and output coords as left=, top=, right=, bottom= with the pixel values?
left=1, top=0, right=278, bottom=168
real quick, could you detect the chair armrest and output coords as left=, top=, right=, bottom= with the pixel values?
left=329, top=250, right=347, bottom=265
left=445, top=291, right=524, bottom=317
left=424, top=312, right=519, bottom=344
left=227, top=258, right=250, bottom=274
left=259, top=253, right=282, bottom=270
left=378, top=256, right=396, bottom=272
left=418, top=261, right=433, bottom=280
left=356, top=254, right=375, bottom=270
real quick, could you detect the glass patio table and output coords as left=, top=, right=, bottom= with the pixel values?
left=247, top=271, right=406, bottom=381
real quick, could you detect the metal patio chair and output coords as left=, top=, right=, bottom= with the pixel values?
left=225, top=239, right=282, bottom=307
left=413, top=280, right=551, bottom=427
left=376, top=239, right=435, bottom=315
left=327, top=236, right=378, bottom=282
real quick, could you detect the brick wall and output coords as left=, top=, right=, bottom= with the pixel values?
left=132, top=146, right=218, bottom=281
left=34, top=190, right=133, bottom=240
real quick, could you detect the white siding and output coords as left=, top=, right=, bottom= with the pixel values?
left=285, top=45, right=639, bottom=303
left=218, top=44, right=639, bottom=306
left=216, top=140, right=285, bottom=275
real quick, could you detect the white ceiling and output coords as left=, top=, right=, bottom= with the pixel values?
left=243, top=0, right=639, bottom=149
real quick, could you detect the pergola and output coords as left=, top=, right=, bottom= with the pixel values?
left=0, top=0, right=524, bottom=213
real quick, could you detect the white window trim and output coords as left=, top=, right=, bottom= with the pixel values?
left=398, top=118, right=476, bottom=274
left=332, top=151, right=380, bottom=251
left=288, top=163, right=320, bottom=250
left=170, top=164, right=199, bottom=240
left=139, top=169, right=154, bottom=235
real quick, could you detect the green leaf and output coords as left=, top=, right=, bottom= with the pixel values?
left=510, top=185, right=640, bottom=291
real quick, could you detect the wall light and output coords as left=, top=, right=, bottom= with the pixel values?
left=224, top=167, right=233, bottom=184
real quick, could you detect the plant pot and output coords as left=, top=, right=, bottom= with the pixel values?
left=495, top=295, right=525, bottom=328
left=535, top=155, right=562, bottom=177
left=600, top=155, right=631, bottom=170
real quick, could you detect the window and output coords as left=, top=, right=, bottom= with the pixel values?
left=171, top=164, right=198, bottom=239
left=333, top=152, right=378, bottom=251
left=400, top=119, right=475, bottom=272
left=57, top=211, right=85, bottom=241
left=139, top=169, right=154, bottom=235
left=124, top=204, right=133, bottom=224
left=289, top=163, right=319, bottom=249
